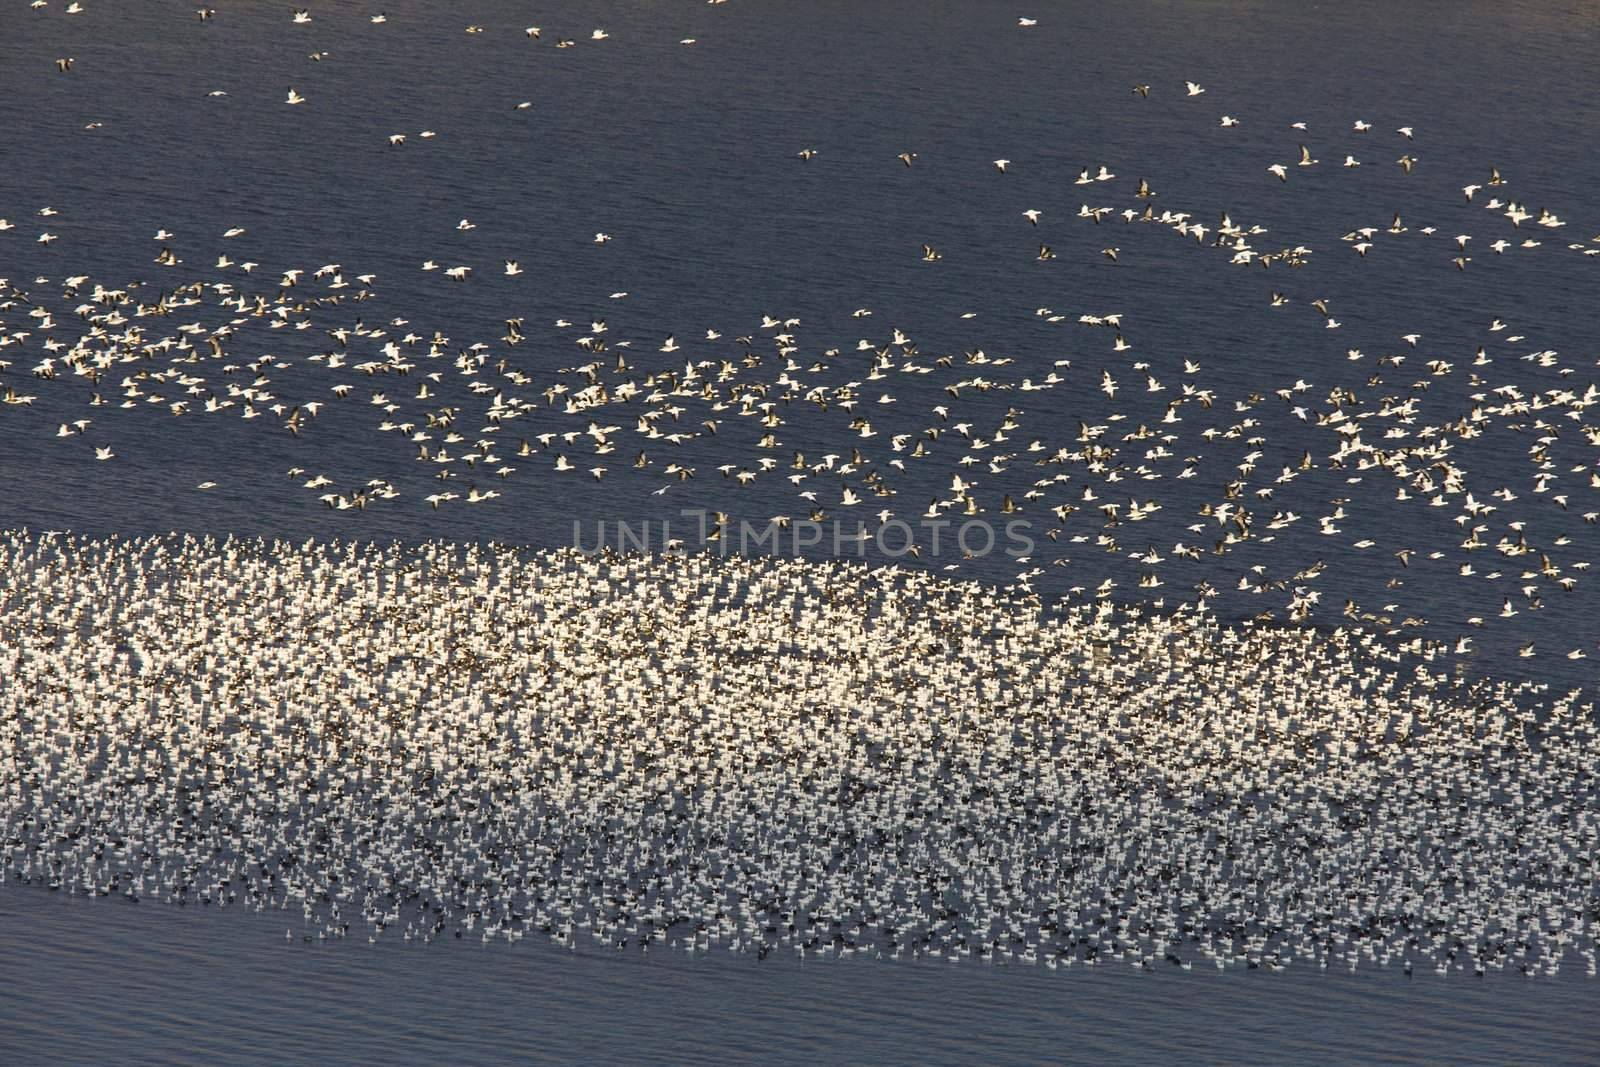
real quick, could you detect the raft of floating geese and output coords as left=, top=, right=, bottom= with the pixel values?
left=2, top=530, right=1596, bottom=977
left=4, top=5, right=1600, bottom=978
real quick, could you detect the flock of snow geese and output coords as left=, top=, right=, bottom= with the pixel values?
left=2, top=6, right=1598, bottom=974
left=1, top=533, right=1596, bottom=977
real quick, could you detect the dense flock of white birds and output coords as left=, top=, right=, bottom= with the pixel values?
left=1, top=532, right=1596, bottom=976
left=3, top=6, right=1599, bottom=976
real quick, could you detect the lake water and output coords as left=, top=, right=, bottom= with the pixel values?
left=7, top=888, right=1600, bottom=1066
left=1, top=0, right=1598, bottom=1061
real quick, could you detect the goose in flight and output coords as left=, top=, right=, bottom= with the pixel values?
left=286, top=88, right=306, bottom=105
left=1185, top=80, right=1205, bottom=96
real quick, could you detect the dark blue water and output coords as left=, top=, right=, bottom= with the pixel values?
left=7, top=888, right=1600, bottom=1066
left=2, top=1, right=1598, bottom=1059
